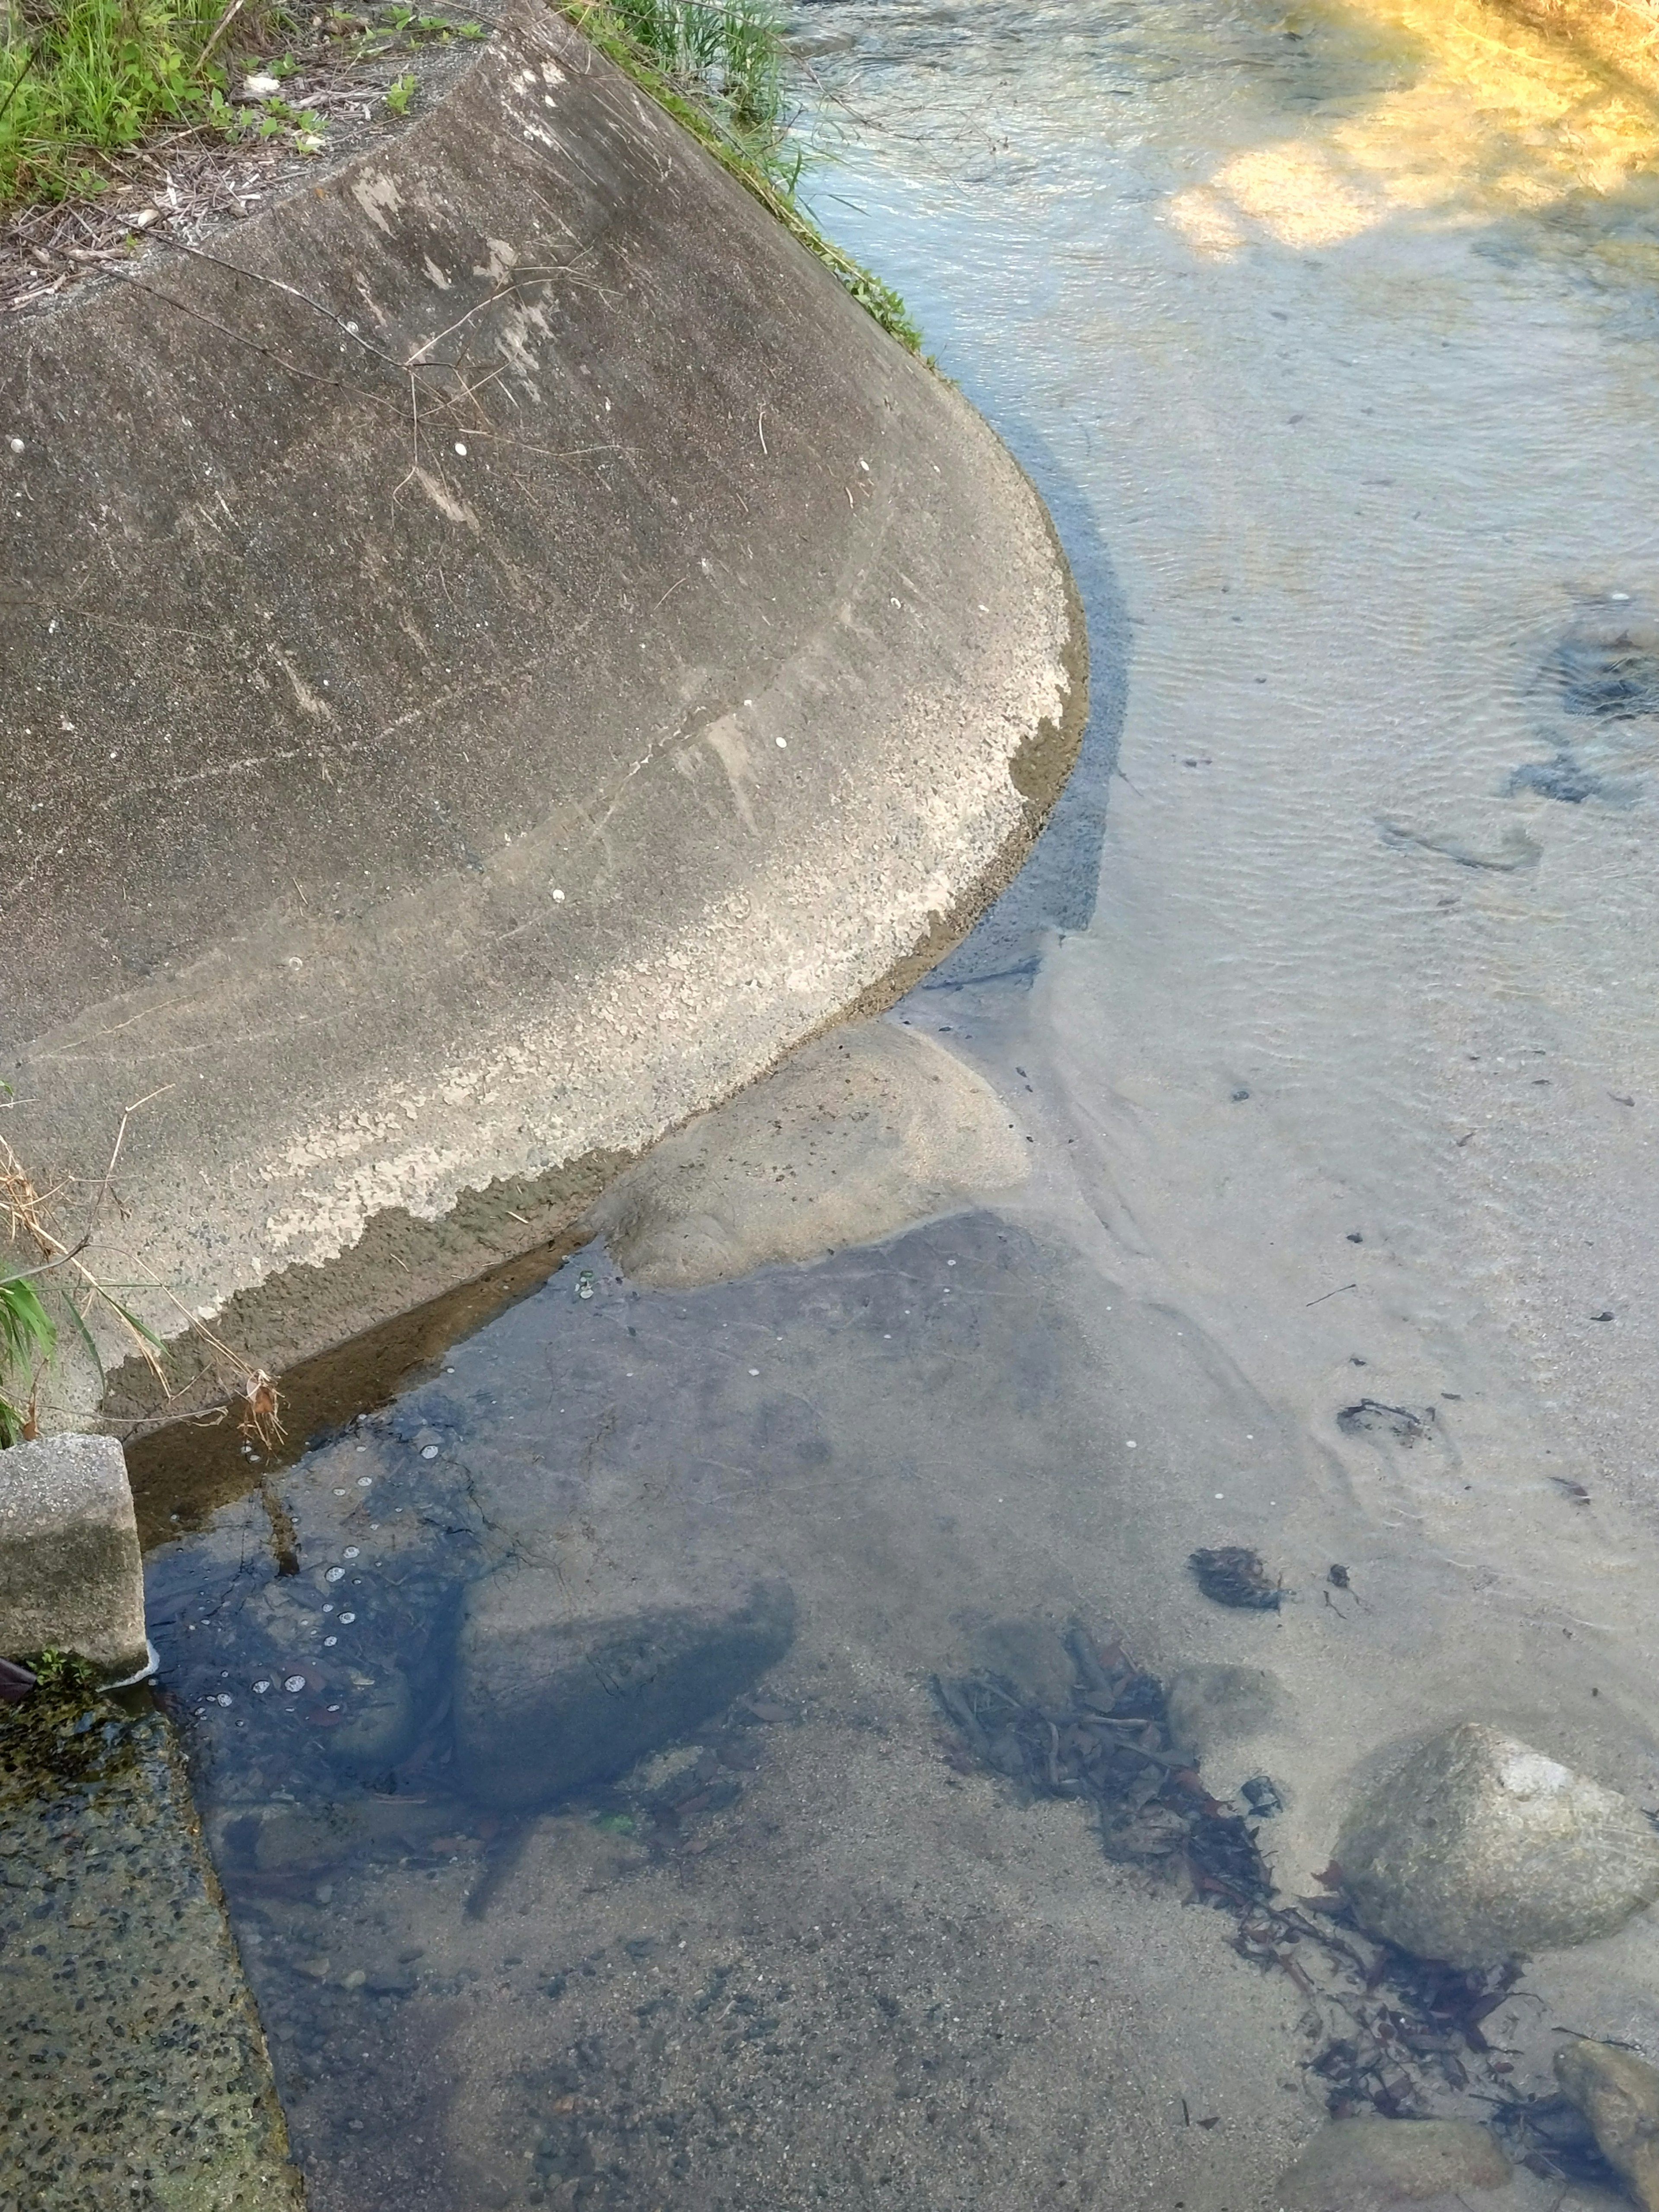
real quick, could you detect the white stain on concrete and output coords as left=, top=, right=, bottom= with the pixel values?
left=350, top=173, right=405, bottom=234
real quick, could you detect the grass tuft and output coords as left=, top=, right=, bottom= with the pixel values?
left=0, top=1271, right=56, bottom=1447
left=561, top=0, right=924, bottom=353
left=0, top=0, right=483, bottom=209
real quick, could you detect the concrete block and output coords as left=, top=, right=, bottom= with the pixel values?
left=0, top=1432, right=148, bottom=1677
left=0, top=1677, right=304, bottom=2208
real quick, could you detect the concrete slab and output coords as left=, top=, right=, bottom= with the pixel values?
left=0, top=1433, right=147, bottom=1677
left=0, top=1679, right=303, bottom=2211
left=0, top=0, right=1084, bottom=1442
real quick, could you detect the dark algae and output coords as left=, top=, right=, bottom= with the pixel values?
left=934, top=1620, right=1558, bottom=2135
left=932, top=1620, right=1274, bottom=1897
left=1188, top=1545, right=1285, bottom=1609
left=1337, top=1398, right=1437, bottom=1446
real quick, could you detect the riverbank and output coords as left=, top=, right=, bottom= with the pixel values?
left=0, top=0, right=1083, bottom=1456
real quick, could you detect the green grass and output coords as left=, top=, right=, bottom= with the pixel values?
left=0, top=0, right=483, bottom=208
left=563, top=0, right=924, bottom=353
left=0, top=0, right=920, bottom=349
left=0, top=0, right=231, bottom=204
left=608, top=0, right=785, bottom=147
left=0, top=1272, right=56, bottom=1448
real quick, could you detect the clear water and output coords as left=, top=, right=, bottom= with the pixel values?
left=150, top=0, right=1659, bottom=2203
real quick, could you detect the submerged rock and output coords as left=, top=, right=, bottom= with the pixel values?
left=1164, top=1663, right=1284, bottom=1756
left=593, top=1020, right=1028, bottom=1288
left=1336, top=1723, right=1659, bottom=1967
left=1275, top=2118, right=1510, bottom=2209
left=454, top=1563, right=795, bottom=1810
left=1555, top=2037, right=1659, bottom=2210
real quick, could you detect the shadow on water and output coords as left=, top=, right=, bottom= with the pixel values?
left=146, top=1213, right=1318, bottom=2210
left=924, top=421, right=1130, bottom=991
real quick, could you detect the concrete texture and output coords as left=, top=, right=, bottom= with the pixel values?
left=0, top=1433, right=147, bottom=1675
left=1336, top=1723, right=1659, bottom=1967
left=0, top=1681, right=302, bottom=2211
left=593, top=1017, right=1030, bottom=1287
left=0, top=0, right=1084, bottom=1441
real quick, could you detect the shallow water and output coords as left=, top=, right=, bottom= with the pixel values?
left=149, top=0, right=1659, bottom=2203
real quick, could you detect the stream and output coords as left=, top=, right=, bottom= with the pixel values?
left=146, top=0, right=1659, bottom=2204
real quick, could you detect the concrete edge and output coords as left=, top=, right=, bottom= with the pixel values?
left=119, top=503, right=1087, bottom=1540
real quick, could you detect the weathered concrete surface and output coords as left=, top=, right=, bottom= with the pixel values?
left=0, top=1433, right=147, bottom=1675
left=0, top=0, right=1084, bottom=1438
left=1337, top=1723, right=1659, bottom=1967
left=594, top=1017, right=1030, bottom=1287
left=0, top=1682, right=303, bottom=2210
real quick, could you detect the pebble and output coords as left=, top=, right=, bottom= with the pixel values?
left=284, top=1676, right=306, bottom=1694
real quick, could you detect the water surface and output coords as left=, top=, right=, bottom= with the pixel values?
left=152, top=2, right=1659, bottom=2203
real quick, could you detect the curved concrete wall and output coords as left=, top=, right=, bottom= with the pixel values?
left=0, top=0, right=1083, bottom=1431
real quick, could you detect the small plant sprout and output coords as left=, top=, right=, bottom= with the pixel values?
left=385, top=69, right=417, bottom=113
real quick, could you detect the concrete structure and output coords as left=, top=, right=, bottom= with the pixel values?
left=0, top=1678, right=303, bottom=2209
left=0, top=1432, right=147, bottom=1675
left=0, top=0, right=1084, bottom=1442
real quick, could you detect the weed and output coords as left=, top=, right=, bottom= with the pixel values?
left=24, top=1646, right=100, bottom=1695
left=0, top=0, right=227, bottom=204
left=0, top=1107, right=170, bottom=1440
left=562, top=0, right=924, bottom=353
left=0, top=1100, right=290, bottom=1452
left=0, top=1271, right=56, bottom=1447
left=0, top=0, right=480, bottom=209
